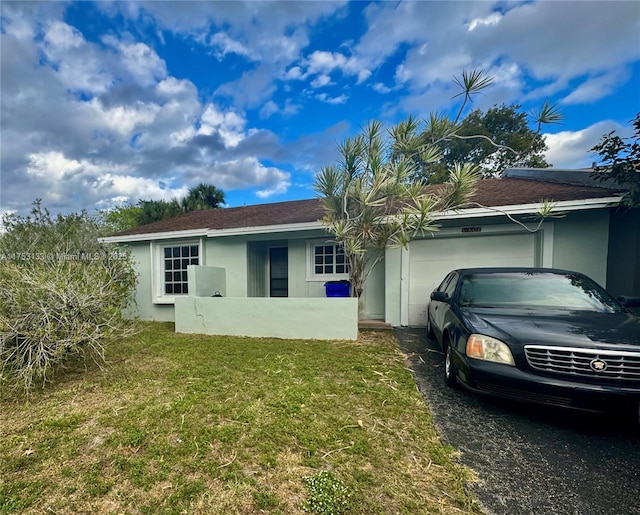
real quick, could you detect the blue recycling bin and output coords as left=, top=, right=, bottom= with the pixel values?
left=324, top=280, right=351, bottom=297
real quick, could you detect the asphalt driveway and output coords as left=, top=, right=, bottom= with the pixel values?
left=395, top=328, right=640, bottom=515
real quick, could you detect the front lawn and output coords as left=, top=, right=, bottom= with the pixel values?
left=0, top=323, right=478, bottom=514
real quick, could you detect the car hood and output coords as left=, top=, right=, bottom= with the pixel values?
left=460, top=307, right=640, bottom=349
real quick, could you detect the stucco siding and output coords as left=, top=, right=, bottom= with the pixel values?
left=551, top=210, right=610, bottom=286
left=287, top=238, right=325, bottom=298
left=128, top=242, right=175, bottom=322
left=205, top=238, right=248, bottom=296
left=384, top=247, right=403, bottom=327
left=606, top=208, right=640, bottom=297
left=175, top=296, right=358, bottom=340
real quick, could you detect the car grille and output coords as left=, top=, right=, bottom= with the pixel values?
left=524, top=346, right=640, bottom=381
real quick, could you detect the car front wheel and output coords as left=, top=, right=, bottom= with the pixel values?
left=443, top=342, right=458, bottom=388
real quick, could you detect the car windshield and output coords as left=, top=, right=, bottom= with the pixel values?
left=458, top=272, right=622, bottom=313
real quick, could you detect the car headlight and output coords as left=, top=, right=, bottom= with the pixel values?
left=466, top=334, right=515, bottom=366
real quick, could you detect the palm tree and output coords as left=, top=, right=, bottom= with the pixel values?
left=182, top=183, right=225, bottom=212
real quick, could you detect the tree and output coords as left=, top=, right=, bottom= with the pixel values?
left=314, top=120, right=481, bottom=299
left=591, top=112, right=640, bottom=207
left=315, top=69, right=556, bottom=300
left=181, top=183, right=225, bottom=212
left=405, top=105, right=551, bottom=183
left=136, top=198, right=183, bottom=226
left=448, top=105, right=549, bottom=174
left=392, top=70, right=562, bottom=184
left=0, top=201, right=137, bottom=391
left=99, top=202, right=143, bottom=233
left=100, top=183, right=226, bottom=233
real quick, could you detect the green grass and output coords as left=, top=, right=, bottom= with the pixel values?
left=0, top=322, right=479, bottom=514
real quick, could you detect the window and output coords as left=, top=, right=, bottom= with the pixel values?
left=154, top=242, right=200, bottom=301
left=307, top=241, right=349, bottom=280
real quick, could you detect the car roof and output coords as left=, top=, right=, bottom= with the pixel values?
left=451, top=267, right=580, bottom=276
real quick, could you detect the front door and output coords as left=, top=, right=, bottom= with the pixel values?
left=269, top=247, right=288, bottom=297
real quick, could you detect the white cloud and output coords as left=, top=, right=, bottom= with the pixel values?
left=89, top=99, right=160, bottom=135
left=105, top=37, right=168, bottom=87
left=209, top=31, right=256, bottom=60
left=42, top=20, right=114, bottom=94
left=316, top=93, right=348, bottom=105
left=259, top=100, right=279, bottom=119
left=256, top=181, right=291, bottom=198
left=26, top=151, right=83, bottom=181
left=199, top=104, right=247, bottom=147
left=562, top=69, right=631, bottom=105
left=156, top=76, right=197, bottom=98
left=21, top=151, right=186, bottom=208
left=468, top=12, right=502, bottom=32
left=372, top=82, right=391, bottom=94
left=44, top=20, right=84, bottom=50
left=310, top=74, right=332, bottom=88
left=544, top=121, right=628, bottom=169
left=300, top=50, right=370, bottom=84
left=207, top=157, right=290, bottom=194
left=284, top=66, right=303, bottom=80
left=91, top=173, right=188, bottom=203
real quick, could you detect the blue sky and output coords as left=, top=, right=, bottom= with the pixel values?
left=1, top=1, right=639, bottom=216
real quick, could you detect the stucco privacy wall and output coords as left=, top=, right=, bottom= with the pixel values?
left=175, top=297, right=359, bottom=340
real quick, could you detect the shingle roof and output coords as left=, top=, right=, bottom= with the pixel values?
left=111, top=177, right=623, bottom=238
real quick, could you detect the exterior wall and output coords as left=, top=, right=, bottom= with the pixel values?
left=383, top=209, right=613, bottom=327
left=128, top=242, right=175, bottom=322
left=384, top=247, right=403, bottom=327
left=247, top=241, right=267, bottom=297
left=175, top=296, right=359, bottom=340
left=124, top=229, right=386, bottom=323
left=606, top=208, right=640, bottom=297
left=360, top=260, right=385, bottom=319
left=205, top=238, right=248, bottom=296
left=124, top=207, right=614, bottom=327
left=551, top=209, right=610, bottom=287
left=287, top=238, right=325, bottom=298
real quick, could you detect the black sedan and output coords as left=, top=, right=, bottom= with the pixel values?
left=426, top=268, right=640, bottom=417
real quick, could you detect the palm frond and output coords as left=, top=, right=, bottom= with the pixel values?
left=530, top=100, right=564, bottom=132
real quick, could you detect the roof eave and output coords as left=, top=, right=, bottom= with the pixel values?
left=436, top=196, right=623, bottom=220
left=206, top=221, right=324, bottom=237
left=99, top=228, right=209, bottom=244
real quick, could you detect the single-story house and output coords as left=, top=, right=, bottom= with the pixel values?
left=102, top=168, right=639, bottom=338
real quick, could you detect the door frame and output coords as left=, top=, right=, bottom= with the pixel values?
left=267, top=245, right=289, bottom=297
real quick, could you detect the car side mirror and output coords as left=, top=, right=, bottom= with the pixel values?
left=618, top=296, right=640, bottom=308
left=430, top=291, right=450, bottom=303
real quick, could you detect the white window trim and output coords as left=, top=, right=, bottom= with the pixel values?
left=151, top=239, right=202, bottom=304
left=305, top=239, right=350, bottom=282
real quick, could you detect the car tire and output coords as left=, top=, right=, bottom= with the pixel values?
left=443, top=342, right=458, bottom=388
left=426, top=315, right=435, bottom=340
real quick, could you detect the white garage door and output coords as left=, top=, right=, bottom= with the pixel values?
left=408, top=232, right=536, bottom=326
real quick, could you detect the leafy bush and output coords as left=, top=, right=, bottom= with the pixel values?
left=0, top=201, right=137, bottom=390
left=301, top=471, right=352, bottom=515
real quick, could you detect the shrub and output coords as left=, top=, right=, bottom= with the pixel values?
left=0, top=201, right=137, bottom=390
